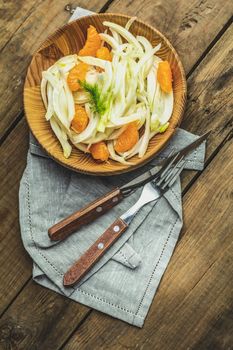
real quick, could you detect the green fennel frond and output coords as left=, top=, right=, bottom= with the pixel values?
left=78, top=80, right=107, bottom=116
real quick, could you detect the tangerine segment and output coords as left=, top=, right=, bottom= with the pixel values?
left=115, top=122, right=139, bottom=153
left=79, top=25, right=102, bottom=57
left=71, top=105, right=89, bottom=133
left=67, top=63, right=89, bottom=91
left=157, top=61, right=173, bottom=93
left=90, top=141, right=109, bottom=161
left=96, top=47, right=112, bottom=61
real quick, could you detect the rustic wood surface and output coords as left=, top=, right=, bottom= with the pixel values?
left=0, top=1, right=232, bottom=349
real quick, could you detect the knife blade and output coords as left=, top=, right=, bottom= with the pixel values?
left=48, top=131, right=209, bottom=241
left=121, top=131, right=210, bottom=192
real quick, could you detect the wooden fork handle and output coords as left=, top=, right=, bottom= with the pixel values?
left=48, top=188, right=123, bottom=241
left=63, top=218, right=128, bottom=286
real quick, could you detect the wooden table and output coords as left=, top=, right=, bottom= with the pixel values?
left=0, top=1, right=232, bottom=349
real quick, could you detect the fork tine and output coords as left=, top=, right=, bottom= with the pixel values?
left=161, top=155, right=185, bottom=185
left=156, top=152, right=181, bottom=186
left=167, top=149, right=176, bottom=158
left=161, top=161, right=186, bottom=190
left=145, top=150, right=179, bottom=188
left=168, top=161, right=186, bottom=187
left=153, top=149, right=176, bottom=179
left=121, top=149, right=178, bottom=194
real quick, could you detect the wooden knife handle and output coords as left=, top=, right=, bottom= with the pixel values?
left=63, top=218, right=128, bottom=286
left=48, top=188, right=123, bottom=241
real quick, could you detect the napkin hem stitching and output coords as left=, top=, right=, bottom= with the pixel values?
left=74, top=288, right=144, bottom=319
left=119, top=250, right=131, bottom=266
left=26, top=165, right=144, bottom=315
left=26, top=164, right=143, bottom=314
left=26, top=167, right=64, bottom=279
left=170, top=188, right=180, bottom=204
left=25, top=152, right=180, bottom=321
left=135, top=216, right=179, bottom=317
left=154, top=147, right=198, bottom=164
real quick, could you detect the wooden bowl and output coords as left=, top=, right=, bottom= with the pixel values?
left=24, top=13, right=186, bottom=176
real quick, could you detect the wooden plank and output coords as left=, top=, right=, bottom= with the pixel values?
left=191, top=301, right=233, bottom=350
left=0, top=0, right=39, bottom=51
left=0, top=0, right=109, bottom=140
left=0, top=2, right=232, bottom=349
left=0, top=119, right=30, bottom=315
left=0, top=26, right=232, bottom=347
left=62, top=120, right=233, bottom=350
left=107, top=0, right=233, bottom=72
left=0, top=281, right=90, bottom=350
left=180, top=24, right=233, bottom=189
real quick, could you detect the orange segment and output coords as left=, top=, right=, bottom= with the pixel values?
left=115, top=122, right=139, bottom=153
left=96, top=47, right=112, bottom=61
left=79, top=25, right=102, bottom=57
left=71, top=105, right=89, bottom=133
left=90, top=141, right=109, bottom=161
left=67, top=63, right=89, bottom=91
left=157, top=60, right=173, bottom=93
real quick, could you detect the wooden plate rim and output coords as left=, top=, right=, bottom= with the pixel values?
left=23, top=12, right=187, bottom=176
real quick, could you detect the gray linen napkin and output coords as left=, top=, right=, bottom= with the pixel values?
left=19, top=7, right=206, bottom=327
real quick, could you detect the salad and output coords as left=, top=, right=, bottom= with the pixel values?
left=41, top=18, right=173, bottom=164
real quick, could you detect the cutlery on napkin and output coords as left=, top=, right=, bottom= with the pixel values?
left=57, top=133, right=209, bottom=286
left=49, top=132, right=209, bottom=242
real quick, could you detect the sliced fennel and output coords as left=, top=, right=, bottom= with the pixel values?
left=45, top=83, right=53, bottom=121
left=150, top=84, right=173, bottom=131
left=109, top=28, right=122, bottom=45
left=103, top=21, right=143, bottom=53
left=73, top=90, right=90, bottom=104
left=41, top=20, right=173, bottom=163
left=108, top=141, right=132, bottom=165
left=138, top=109, right=151, bottom=158
left=50, top=117, right=72, bottom=158
left=41, top=75, right=48, bottom=109
left=99, top=33, right=119, bottom=50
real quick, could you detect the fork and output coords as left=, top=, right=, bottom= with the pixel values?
left=63, top=154, right=186, bottom=286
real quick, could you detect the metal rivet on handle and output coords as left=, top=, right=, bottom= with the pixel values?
left=112, top=197, right=118, bottom=203
left=96, top=206, right=102, bottom=213
left=113, top=225, right=120, bottom=233
left=98, top=243, right=104, bottom=249
left=64, top=4, right=75, bottom=13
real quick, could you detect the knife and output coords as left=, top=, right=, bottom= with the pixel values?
left=48, top=132, right=209, bottom=241
left=63, top=151, right=187, bottom=286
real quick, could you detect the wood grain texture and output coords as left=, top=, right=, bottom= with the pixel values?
left=1, top=26, right=231, bottom=342
left=0, top=0, right=109, bottom=140
left=0, top=119, right=31, bottom=316
left=0, top=0, right=40, bottom=51
left=64, top=218, right=128, bottom=286
left=62, top=123, right=233, bottom=350
left=107, top=0, right=233, bottom=73
left=24, top=13, right=187, bottom=175
left=180, top=24, right=233, bottom=189
left=49, top=188, right=123, bottom=241
left=0, top=1, right=232, bottom=349
left=0, top=281, right=89, bottom=350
